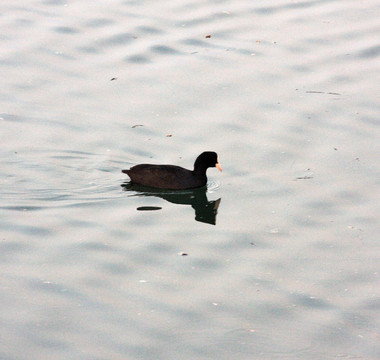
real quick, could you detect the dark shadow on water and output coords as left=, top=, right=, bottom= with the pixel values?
left=121, top=182, right=221, bottom=225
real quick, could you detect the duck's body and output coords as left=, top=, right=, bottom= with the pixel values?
left=123, top=164, right=206, bottom=190
left=122, top=152, right=222, bottom=190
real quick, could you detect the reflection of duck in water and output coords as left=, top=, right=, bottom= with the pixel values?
left=121, top=183, right=221, bottom=225
left=122, top=152, right=222, bottom=190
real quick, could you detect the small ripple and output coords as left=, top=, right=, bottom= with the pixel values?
left=53, top=26, right=79, bottom=34
left=85, top=18, right=115, bottom=28
left=136, top=25, right=164, bottom=34
left=150, top=45, right=180, bottom=55
left=0, top=149, right=128, bottom=209
left=1, top=224, right=52, bottom=236
left=181, top=38, right=211, bottom=47
left=124, top=54, right=151, bottom=64
left=98, top=32, right=136, bottom=47
left=76, top=46, right=100, bottom=54
left=43, top=0, right=67, bottom=5
left=356, top=45, right=380, bottom=59
left=0, top=206, right=44, bottom=212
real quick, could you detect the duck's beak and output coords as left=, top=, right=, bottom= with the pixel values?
left=215, top=158, right=222, bottom=172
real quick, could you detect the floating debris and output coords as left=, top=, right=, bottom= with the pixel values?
left=179, top=252, right=188, bottom=256
left=131, top=124, right=144, bottom=128
left=295, top=176, right=313, bottom=180
left=348, top=225, right=363, bottom=231
left=110, top=77, right=117, bottom=81
left=205, top=34, right=211, bottom=38
left=306, top=90, right=341, bottom=95
left=136, top=206, right=162, bottom=211
left=166, top=134, right=172, bottom=137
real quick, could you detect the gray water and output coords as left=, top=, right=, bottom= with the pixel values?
left=1, top=1, right=379, bottom=359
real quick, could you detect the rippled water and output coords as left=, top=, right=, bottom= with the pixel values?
left=1, top=1, right=379, bottom=359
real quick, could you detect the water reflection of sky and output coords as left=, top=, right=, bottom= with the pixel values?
left=1, top=0, right=379, bottom=359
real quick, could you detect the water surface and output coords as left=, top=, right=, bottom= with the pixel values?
left=1, top=0, right=379, bottom=359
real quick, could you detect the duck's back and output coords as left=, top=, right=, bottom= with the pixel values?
left=122, top=164, right=207, bottom=190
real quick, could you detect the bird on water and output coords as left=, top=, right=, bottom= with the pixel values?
left=122, top=151, right=222, bottom=190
